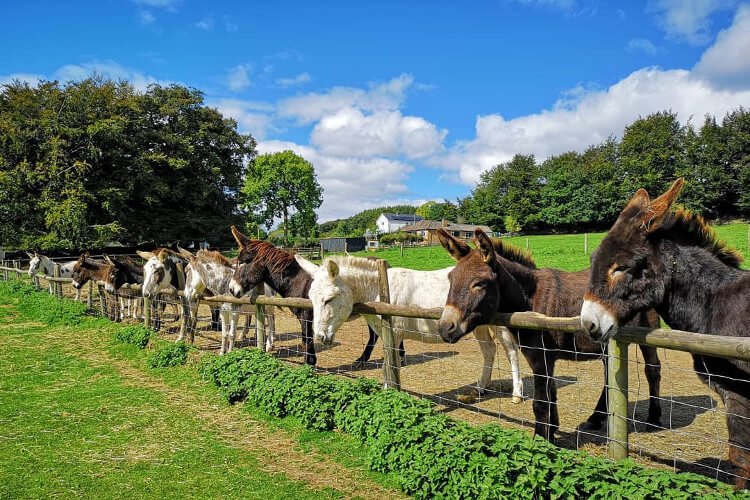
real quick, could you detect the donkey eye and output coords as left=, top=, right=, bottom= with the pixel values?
left=472, top=282, right=486, bottom=291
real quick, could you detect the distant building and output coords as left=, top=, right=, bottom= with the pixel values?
left=400, top=220, right=493, bottom=244
left=375, top=213, right=423, bottom=234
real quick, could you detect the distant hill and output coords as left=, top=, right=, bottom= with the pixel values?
left=319, top=205, right=418, bottom=237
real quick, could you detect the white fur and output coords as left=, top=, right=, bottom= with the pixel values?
left=297, top=255, right=524, bottom=401
left=28, top=253, right=80, bottom=301
left=581, top=299, right=619, bottom=342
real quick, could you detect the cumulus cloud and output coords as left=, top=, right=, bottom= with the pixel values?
left=0, top=73, right=44, bottom=86
left=311, top=108, right=446, bottom=159
left=627, top=38, right=661, bottom=55
left=435, top=66, right=750, bottom=185
left=277, top=74, right=414, bottom=124
left=53, top=61, right=171, bottom=90
left=196, top=16, right=214, bottom=30
left=648, top=0, right=738, bottom=44
left=693, top=3, right=750, bottom=88
left=257, top=140, right=416, bottom=222
left=210, top=98, right=274, bottom=139
left=274, top=72, right=312, bottom=87
left=227, top=64, right=251, bottom=91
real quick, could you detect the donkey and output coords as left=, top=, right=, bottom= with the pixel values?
left=296, top=254, right=525, bottom=402
left=27, top=252, right=81, bottom=300
left=436, top=228, right=662, bottom=443
left=227, top=226, right=385, bottom=367
left=581, top=178, right=750, bottom=488
left=180, top=248, right=260, bottom=354
left=102, top=255, right=144, bottom=321
left=71, top=253, right=117, bottom=320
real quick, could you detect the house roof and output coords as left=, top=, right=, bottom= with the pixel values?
left=381, top=213, right=423, bottom=223
left=400, top=219, right=492, bottom=233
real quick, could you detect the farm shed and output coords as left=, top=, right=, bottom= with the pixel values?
left=320, top=237, right=366, bottom=253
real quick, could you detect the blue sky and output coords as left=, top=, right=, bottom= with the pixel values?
left=2, top=1, right=750, bottom=222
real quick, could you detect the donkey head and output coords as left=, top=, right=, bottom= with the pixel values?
left=177, top=248, right=204, bottom=302
left=436, top=228, right=505, bottom=343
left=139, top=250, right=174, bottom=298
left=103, top=255, right=131, bottom=294
left=581, top=178, right=684, bottom=342
left=229, top=225, right=263, bottom=297
left=71, top=252, right=91, bottom=289
left=295, top=255, right=353, bottom=346
left=27, top=252, right=40, bottom=277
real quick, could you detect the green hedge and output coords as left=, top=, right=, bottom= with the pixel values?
left=201, top=349, right=745, bottom=500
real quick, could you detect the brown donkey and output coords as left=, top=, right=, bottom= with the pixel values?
left=581, top=178, right=750, bottom=487
left=436, top=228, right=662, bottom=443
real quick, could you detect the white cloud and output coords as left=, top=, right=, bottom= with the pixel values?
left=257, top=140, right=416, bottom=222
left=693, top=3, right=750, bottom=88
left=627, top=38, right=660, bottom=55
left=138, top=10, right=156, bottom=24
left=311, top=108, right=446, bottom=159
left=648, top=0, right=738, bottom=44
left=227, top=64, right=251, bottom=91
left=277, top=74, right=414, bottom=124
left=196, top=16, right=214, bottom=30
left=133, top=0, right=179, bottom=9
left=0, top=73, right=44, bottom=86
left=275, top=72, right=312, bottom=87
left=435, top=66, right=750, bottom=185
left=53, top=61, right=171, bottom=91
left=211, top=98, right=274, bottom=139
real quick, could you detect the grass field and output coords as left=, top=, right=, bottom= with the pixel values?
left=354, top=222, right=750, bottom=271
left=0, top=293, right=402, bottom=499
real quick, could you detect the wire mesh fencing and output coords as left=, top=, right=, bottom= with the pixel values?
left=0, top=259, right=747, bottom=487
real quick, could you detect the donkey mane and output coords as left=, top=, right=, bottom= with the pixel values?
left=196, top=249, right=233, bottom=267
left=661, top=209, right=743, bottom=268
left=245, top=240, right=296, bottom=275
left=324, top=255, right=381, bottom=272
left=488, top=238, right=537, bottom=269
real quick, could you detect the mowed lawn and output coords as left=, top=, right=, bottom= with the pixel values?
left=0, top=299, right=401, bottom=499
left=355, top=222, right=750, bottom=272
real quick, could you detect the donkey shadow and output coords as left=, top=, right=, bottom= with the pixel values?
left=433, top=375, right=578, bottom=409
left=326, top=350, right=460, bottom=372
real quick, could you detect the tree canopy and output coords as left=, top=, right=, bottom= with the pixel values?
left=0, top=77, right=256, bottom=250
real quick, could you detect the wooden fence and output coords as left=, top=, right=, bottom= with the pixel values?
left=3, top=260, right=750, bottom=463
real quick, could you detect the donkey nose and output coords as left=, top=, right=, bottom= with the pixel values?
left=581, top=317, right=600, bottom=337
left=438, top=320, right=458, bottom=342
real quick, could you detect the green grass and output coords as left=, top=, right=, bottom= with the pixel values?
left=0, top=289, right=400, bottom=500
left=354, top=222, right=750, bottom=272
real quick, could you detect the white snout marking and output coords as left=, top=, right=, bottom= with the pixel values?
left=580, top=299, right=618, bottom=342
left=229, top=279, right=243, bottom=297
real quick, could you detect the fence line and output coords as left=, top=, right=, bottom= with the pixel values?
left=0, top=261, right=746, bottom=480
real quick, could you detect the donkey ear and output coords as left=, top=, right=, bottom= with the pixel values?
left=474, top=229, right=496, bottom=265
left=624, top=188, right=650, bottom=213
left=641, top=178, right=684, bottom=232
left=325, top=260, right=339, bottom=279
left=231, top=225, right=251, bottom=249
left=104, top=254, right=116, bottom=266
left=137, top=250, right=155, bottom=261
left=294, top=254, right=319, bottom=276
left=437, top=228, right=471, bottom=261
left=26, top=251, right=34, bottom=259
left=177, top=246, right=195, bottom=262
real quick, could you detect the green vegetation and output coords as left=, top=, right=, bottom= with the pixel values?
left=147, top=340, right=189, bottom=368
left=202, top=349, right=744, bottom=499
left=319, top=205, right=418, bottom=237
left=114, top=324, right=153, bottom=349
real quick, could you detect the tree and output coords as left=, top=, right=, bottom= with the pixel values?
left=723, top=108, right=750, bottom=216
left=416, top=200, right=459, bottom=222
left=242, top=150, right=323, bottom=246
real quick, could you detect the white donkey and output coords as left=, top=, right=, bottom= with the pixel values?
left=180, top=249, right=274, bottom=354
left=27, top=252, right=81, bottom=301
left=296, top=255, right=524, bottom=402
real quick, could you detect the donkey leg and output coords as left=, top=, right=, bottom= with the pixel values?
left=227, top=309, right=238, bottom=353
left=725, top=393, right=750, bottom=489
left=356, top=326, right=378, bottom=364
left=584, top=358, right=609, bottom=430
left=496, top=326, right=523, bottom=403
left=529, top=347, right=559, bottom=443
left=219, top=309, right=232, bottom=355
left=473, top=326, right=496, bottom=396
left=639, top=344, right=663, bottom=426
left=265, top=306, right=276, bottom=352
left=300, top=310, right=317, bottom=366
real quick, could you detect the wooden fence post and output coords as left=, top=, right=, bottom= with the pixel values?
left=143, top=296, right=152, bottom=329
left=584, top=233, right=589, bottom=254
left=607, top=337, right=629, bottom=460
left=255, top=283, right=266, bottom=351
left=378, top=259, right=400, bottom=390
left=87, top=280, right=93, bottom=309
left=98, top=283, right=106, bottom=318
left=53, top=265, right=61, bottom=298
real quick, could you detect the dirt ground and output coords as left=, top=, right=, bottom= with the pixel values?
left=61, top=282, right=735, bottom=484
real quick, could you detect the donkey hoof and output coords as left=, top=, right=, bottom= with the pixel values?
left=511, top=395, right=523, bottom=404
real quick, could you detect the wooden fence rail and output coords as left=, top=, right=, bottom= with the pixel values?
left=2, top=261, right=750, bottom=463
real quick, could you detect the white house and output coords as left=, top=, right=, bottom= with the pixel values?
left=375, top=213, right=424, bottom=234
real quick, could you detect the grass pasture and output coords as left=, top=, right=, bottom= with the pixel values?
left=354, top=222, right=750, bottom=271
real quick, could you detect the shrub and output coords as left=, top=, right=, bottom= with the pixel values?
left=147, top=341, right=189, bottom=368
left=114, top=325, right=152, bottom=349
left=379, top=232, right=423, bottom=245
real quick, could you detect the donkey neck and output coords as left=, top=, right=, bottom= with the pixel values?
left=196, top=261, right=234, bottom=295
left=339, top=265, right=380, bottom=303
left=494, top=256, right=535, bottom=312
left=658, top=241, right=745, bottom=333
left=261, top=261, right=309, bottom=298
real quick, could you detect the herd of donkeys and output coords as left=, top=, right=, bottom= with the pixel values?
left=22, top=179, right=750, bottom=487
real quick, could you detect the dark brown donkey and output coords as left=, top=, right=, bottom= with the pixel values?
left=227, top=226, right=392, bottom=366
left=436, top=228, right=662, bottom=443
left=581, top=178, right=750, bottom=488
left=71, top=253, right=117, bottom=319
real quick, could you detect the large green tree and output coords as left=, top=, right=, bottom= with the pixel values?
left=0, top=77, right=255, bottom=249
left=242, top=150, right=323, bottom=246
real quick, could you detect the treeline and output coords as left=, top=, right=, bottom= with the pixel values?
left=0, top=77, right=256, bottom=250
left=320, top=205, right=418, bottom=237
left=459, top=109, right=750, bottom=233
